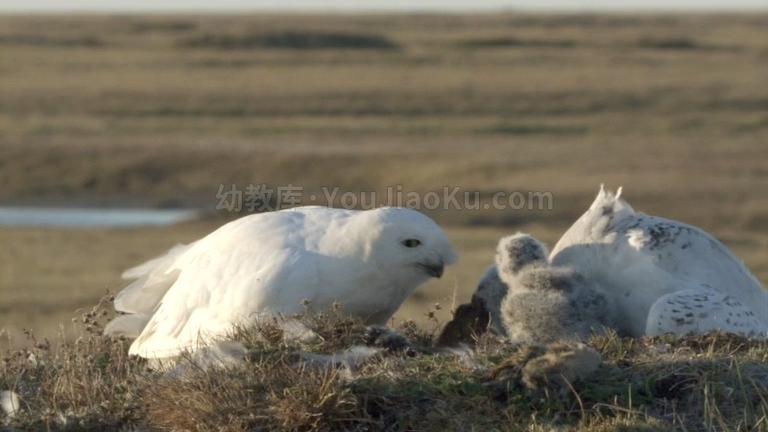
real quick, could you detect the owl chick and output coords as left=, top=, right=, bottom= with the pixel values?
left=498, top=233, right=613, bottom=343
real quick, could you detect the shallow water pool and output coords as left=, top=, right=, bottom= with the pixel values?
left=0, top=207, right=199, bottom=228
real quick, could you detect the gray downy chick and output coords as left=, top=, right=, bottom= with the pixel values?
left=497, top=233, right=613, bottom=343
left=471, top=232, right=551, bottom=337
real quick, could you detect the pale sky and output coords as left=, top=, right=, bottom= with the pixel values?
left=1, top=0, right=766, bottom=13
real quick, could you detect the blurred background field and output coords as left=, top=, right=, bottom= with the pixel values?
left=1, top=13, right=767, bottom=343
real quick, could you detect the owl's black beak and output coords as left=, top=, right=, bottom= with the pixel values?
left=418, top=260, right=445, bottom=278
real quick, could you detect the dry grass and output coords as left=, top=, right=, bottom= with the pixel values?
left=3, top=303, right=768, bottom=431
left=0, top=299, right=148, bottom=430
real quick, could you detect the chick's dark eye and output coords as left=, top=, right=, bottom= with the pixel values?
left=402, top=239, right=422, bottom=248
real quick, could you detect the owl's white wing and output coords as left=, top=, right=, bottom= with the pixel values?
left=104, top=244, right=192, bottom=338
left=108, top=210, right=326, bottom=358
left=129, top=245, right=319, bottom=358
left=127, top=211, right=327, bottom=358
left=105, top=217, right=259, bottom=337
left=114, top=243, right=191, bottom=315
left=646, top=288, right=765, bottom=338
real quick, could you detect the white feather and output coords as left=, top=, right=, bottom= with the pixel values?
left=646, top=289, right=764, bottom=338
left=1, top=390, right=20, bottom=418
left=121, top=243, right=188, bottom=280
left=103, top=314, right=151, bottom=338
left=114, top=243, right=190, bottom=314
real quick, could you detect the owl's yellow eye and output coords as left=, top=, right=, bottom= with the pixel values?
left=402, top=239, right=422, bottom=248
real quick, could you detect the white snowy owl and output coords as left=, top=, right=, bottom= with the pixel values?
left=550, top=186, right=768, bottom=338
left=106, top=206, right=456, bottom=358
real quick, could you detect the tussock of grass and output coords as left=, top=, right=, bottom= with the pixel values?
left=0, top=299, right=150, bottom=430
left=3, top=301, right=768, bottom=431
left=180, top=31, right=399, bottom=50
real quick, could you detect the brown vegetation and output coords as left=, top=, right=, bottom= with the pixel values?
left=3, top=303, right=768, bottom=431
